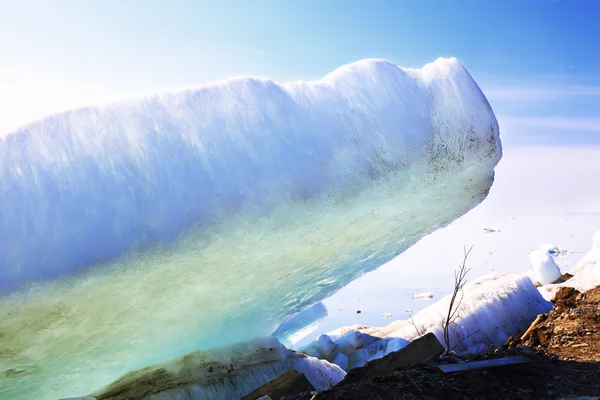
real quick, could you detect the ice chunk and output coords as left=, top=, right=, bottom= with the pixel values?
left=482, top=227, right=501, bottom=233
left=301, top=329, right=393, bottom=370
left=272, top=302, right=328, bottom=346
left=331, top=352, right=349, bottom=370
left=334, top=330, right=378, bottom=351
left=352, top=338, right=393, bottom=368
left=89, top=337, right=344, bottom=400
left=386, top=337, right=410, bottom=353
left=540, top=231, right=600, bottom=301
left=413, top=291, right=434, bottom=300
left=529, top=248, right=562, bottom=284
left=0, top=57, right=500, bottom=399
left=313, top=335, right=339, bottom=359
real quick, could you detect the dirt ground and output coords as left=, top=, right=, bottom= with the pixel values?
left=285, top=285, right=600, bottom=400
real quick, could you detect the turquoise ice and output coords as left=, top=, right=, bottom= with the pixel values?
left=0, top=57, right=500, bottom=399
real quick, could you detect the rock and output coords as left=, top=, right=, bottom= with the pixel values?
left=342, top=333, right=444, bottom=384
left=519, top=346, right=536, bottom=356
left=537, top=329, right=551, bottom=346
left=241, top=370, right=315, bottom=400
left=552, top=287, right=579, bottom=305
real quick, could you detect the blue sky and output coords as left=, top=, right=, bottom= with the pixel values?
left=1, top=0, right=599, bottom=144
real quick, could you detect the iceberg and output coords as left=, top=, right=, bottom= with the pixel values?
left=0, top=57, right=500, bottom=399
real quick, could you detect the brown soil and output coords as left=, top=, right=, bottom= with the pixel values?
left=285, top=286, right=600, bottom=400
left=521, top=286, right=600, bottom=363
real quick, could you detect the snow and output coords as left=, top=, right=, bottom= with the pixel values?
left=91, top=337, right=345, bottom=400
left=570, top=231, right=600, bottom=276
left=529, top=247, right=562, bottom=285
left=539, top=231, right=600, bottom=301
left=302, top=273, right=551, bottom=367
left=402, top=273, right=552, bottom=355
left=0, top=57, right=500, bottom=400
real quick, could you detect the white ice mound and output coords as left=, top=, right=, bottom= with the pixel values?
left=0, top=57, right=500, bottom=399
left=90, top=337, right=345, bottom=400
left=539, top=231, right=600, bottom=301
left=392, top=273, right=552, bottom=355
left=301, top=329, right=396, bottom=370
left=306, top=273, right=551, bottom=364
left=529, top=248, right=562, bottom=285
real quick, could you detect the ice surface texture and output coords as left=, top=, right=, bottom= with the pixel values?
left=0, top=57, right=500, bottom=399
left=90, top=337, right=345, bottom=400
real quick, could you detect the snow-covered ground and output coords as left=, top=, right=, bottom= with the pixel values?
left=298, top=230, right=600, bottom=371
left=299, top=272, right=552, bottom=370
left=297, top=145, right=600, bottom=345
left=539, top=231, right=600, bottom=301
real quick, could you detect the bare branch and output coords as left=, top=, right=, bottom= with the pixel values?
left=408, top=314, right=425, bottom=339
left=441, top=245, right=474, bottom=356
left=449, top=327, right=481, bottom=353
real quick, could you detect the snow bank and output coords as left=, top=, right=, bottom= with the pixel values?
left=0, top=57, right=500, bottom=400
left=303, top=273, right=551, bottom=367
left=91, top=337, right=344, bottom=400
left=539, top=231, right=600, bottom=301
left=397, top=273, right=552, bottom=354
